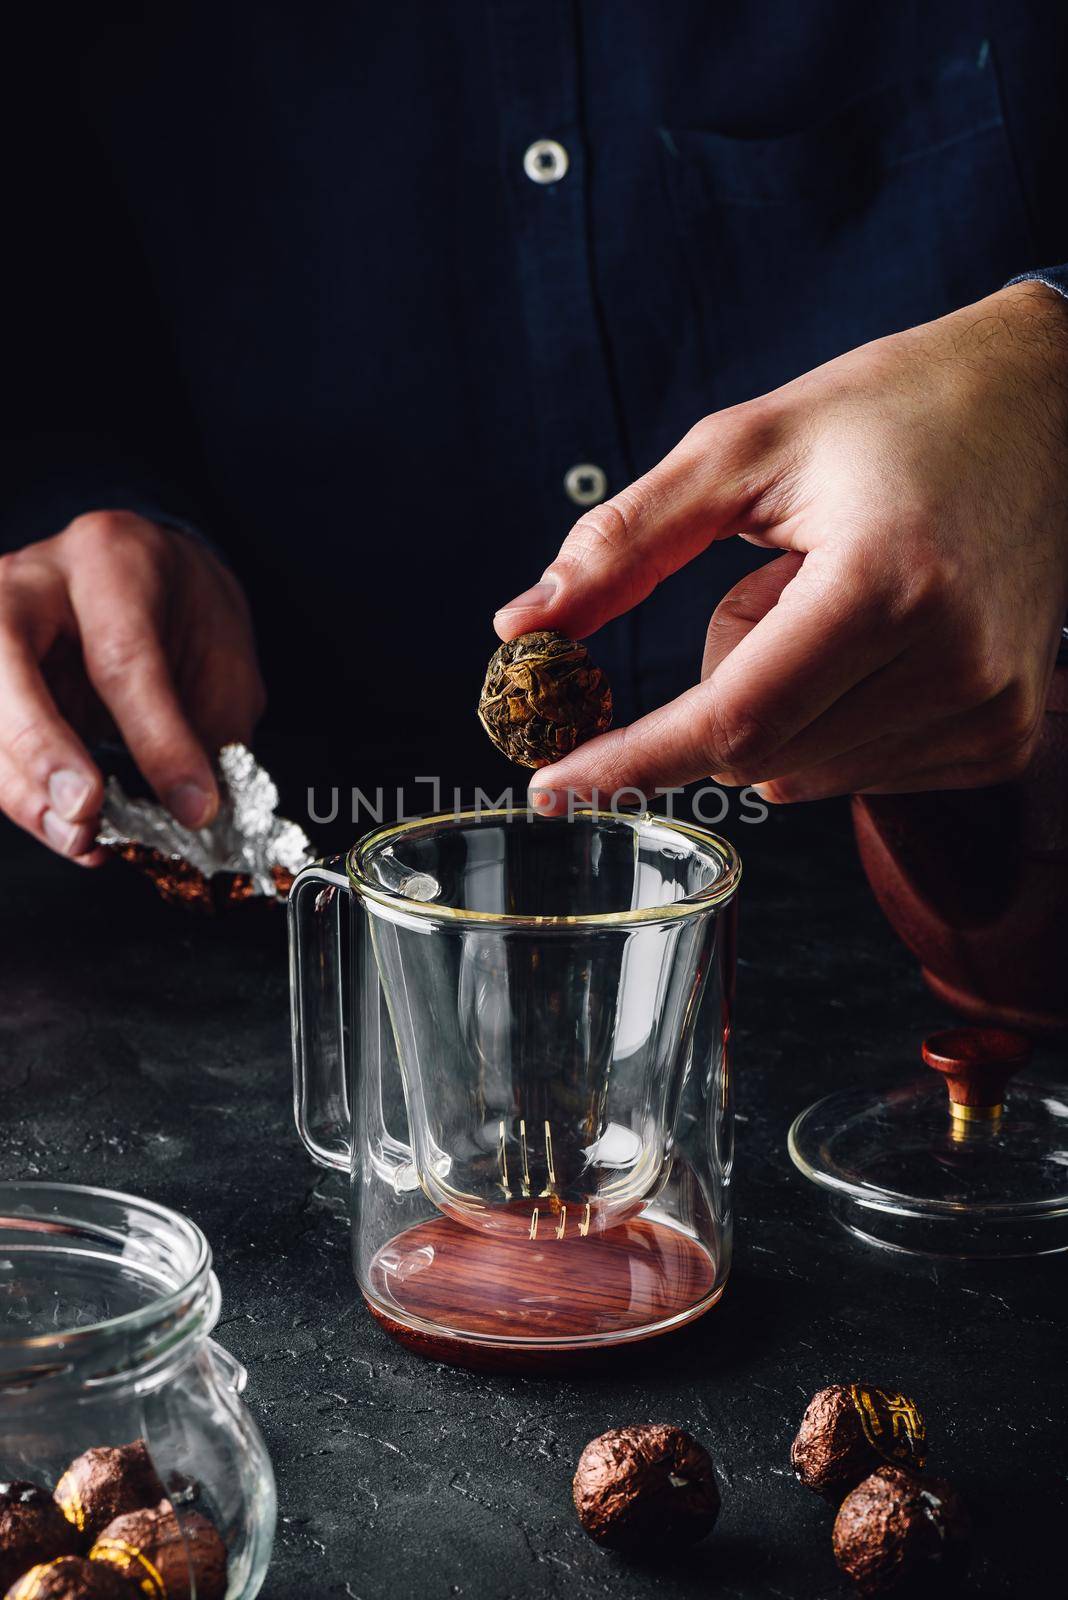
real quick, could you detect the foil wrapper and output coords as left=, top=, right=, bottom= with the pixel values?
left=791, top=1385, right=927, bottom=1495
left=572, top=1425, right=720, bottom=1552
left=98, top=743, right=316, bottom=910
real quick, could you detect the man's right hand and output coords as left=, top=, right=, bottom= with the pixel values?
left=0, top=511, right=265, bottom=864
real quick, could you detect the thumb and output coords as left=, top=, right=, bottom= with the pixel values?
left=493, top=403, right=783, bottom=642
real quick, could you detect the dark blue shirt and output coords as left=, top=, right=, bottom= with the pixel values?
left=2, top=3, right=1066, bottom=786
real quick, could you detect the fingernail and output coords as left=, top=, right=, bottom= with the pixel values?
left=494, top=579, right=557, bottom=618
left=42, top=809, right=90, bottom=856
left=48, top=768, right=93, bottom=822
left=166, top=782, right=213, bottom=828
left=529, top=785, right=572, bottom=817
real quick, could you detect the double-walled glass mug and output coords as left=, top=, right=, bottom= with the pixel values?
left=290, top=810, right=741, bottom=1367
left=0, top=1182, right=276, bottom=1599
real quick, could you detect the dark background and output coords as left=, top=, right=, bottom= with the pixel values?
left=2, top=787, right=1064, bottom=1599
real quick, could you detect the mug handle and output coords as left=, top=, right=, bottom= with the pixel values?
left=289, top=858, right=417, bottom=1188
left=289, top=859, right=353, bottom=1171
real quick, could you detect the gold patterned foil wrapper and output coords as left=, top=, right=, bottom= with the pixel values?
left=89, top=1537, right=167, bottom=1597
left=849, top=1384, right=927, bottom=1470
left=52, top=1474, right=86, bottom=1533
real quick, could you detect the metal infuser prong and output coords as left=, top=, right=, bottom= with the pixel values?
left=504, top=1116, right=594, bottom=1239
left=542, top=1120, right=556, bottom=1195
left=519, top=1119, right=531, bottom=1196
left=497, top=1120, right=511, bottom=1198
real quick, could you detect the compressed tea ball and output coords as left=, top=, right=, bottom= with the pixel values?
left=90, top=1504, right=226, bottom=1600
left=791, top=1384, right=926, bottom=1494
left=54, top=1443, right=166, bottom=1543
left=833, top=1465, right=969, bottom=1594
left=478, top=631, right=612, bottom=768
left=0, top=1485, right=82, bottom=1594
left=572, top=1424, right=720, bottom=1554
left=5, top=1557, right=137, bottom=1599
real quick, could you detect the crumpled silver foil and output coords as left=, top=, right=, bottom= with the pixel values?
left=98, top=742, right=315, bottom=907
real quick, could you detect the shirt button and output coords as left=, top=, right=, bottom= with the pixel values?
left=564, top=463, right=607, bottom=506
left=523, top=138, right=569, bottom=184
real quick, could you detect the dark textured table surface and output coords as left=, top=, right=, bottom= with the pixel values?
left=1, top=796, right=1064, bottom=1599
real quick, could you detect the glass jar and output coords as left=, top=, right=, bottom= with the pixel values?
left=0, top=1182, right=275, bottom=1598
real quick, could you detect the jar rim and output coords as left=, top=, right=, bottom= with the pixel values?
left=0, top=1181, right=214, bottom=1367
left=347, top=808, right=742, bottom=927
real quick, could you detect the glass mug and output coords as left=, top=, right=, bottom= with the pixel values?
left=289, top=809, right=741, bottom=1366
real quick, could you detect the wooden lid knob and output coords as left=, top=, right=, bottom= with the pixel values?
left=922, top=1027, right=1031, bottom=1121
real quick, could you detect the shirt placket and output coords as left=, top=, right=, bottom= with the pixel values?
left=487, top=0, right=635, bottom=708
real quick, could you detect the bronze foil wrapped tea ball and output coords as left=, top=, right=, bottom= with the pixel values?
left=833, top=1466, right=969, bottom=1594
left=90, top=1504, right=226, bottom=1600
left=5, top=1557, right=137, bottom=1600
left=54, top=1444, right=166, bottom=1544
left=791, top=1385, right=927, bottom=1494
left=478, top=631, right=612, bottom=768
left=0, top=1486, right=82, bottom=1595
left=572, top=1424, right=720, bottom=1554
